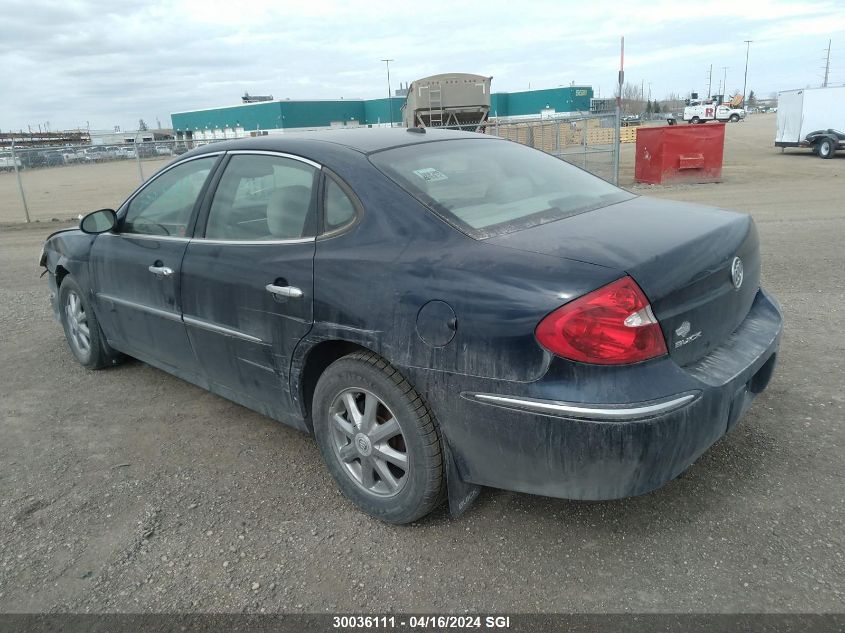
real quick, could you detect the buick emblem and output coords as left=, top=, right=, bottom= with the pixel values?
left=675, top=321, right=691, bottom=338
left=354, top=433, right=372, bottom=456
left=731, top=257, right=744, bottom=290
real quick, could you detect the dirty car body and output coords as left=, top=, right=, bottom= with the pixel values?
left=41, top=129, right=782, bottom=521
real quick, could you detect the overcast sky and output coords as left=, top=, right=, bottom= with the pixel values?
left=2, top=0, right=843, bottom=132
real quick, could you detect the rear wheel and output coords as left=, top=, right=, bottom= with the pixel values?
left=312, top=351, right=445, bottom=523
left=58, top=276, right=121, bottom=369
left=818, top=138, right=836, bottom=159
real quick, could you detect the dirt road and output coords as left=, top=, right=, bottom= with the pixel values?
left=1, top=115, right=843, bottom=613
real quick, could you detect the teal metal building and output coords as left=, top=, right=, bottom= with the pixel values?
left=170, top=86, right=593, bottom=138
left=171, top=97, right=405, bottom=139
left=491, top=86, right=593, bottom=119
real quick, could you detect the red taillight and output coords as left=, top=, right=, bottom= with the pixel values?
left=535, top=276, right=668, bottom=365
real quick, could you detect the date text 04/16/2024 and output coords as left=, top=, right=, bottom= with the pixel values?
left=332, top=615, right=512, bottom=629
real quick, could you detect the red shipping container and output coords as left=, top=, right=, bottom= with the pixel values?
left=635, top=123, right=726, bottom=184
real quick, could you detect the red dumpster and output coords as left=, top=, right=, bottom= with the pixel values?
left=635, top=123, right=725, bottom=184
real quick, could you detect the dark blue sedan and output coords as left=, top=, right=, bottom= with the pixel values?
left=40, top=129, right=782, bottom=523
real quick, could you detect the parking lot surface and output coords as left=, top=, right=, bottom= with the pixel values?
left=1, top=115, right=843, bottom=612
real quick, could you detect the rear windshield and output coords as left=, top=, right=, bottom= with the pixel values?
left=370, top=138, right=633, bottom=239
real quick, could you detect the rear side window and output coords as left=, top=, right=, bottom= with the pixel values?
left=369, top=138, right=633, bottom=239
left=205, top=154, right=318, bottom=240
left=323, top=176, right=357, bottom=232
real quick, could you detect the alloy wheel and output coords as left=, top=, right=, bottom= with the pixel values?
left=64, top=290, right=91, bottom=359
left=329, top=388, right=409, bottom=498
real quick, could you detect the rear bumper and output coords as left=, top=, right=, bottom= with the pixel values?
left=406, top=288, right=782, bottom=500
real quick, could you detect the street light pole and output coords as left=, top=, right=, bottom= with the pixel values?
left=722, top=66, right=728, bottom=99
left=742, top=40, right=753, bottom=106
left=381, top=59, right=394, bottom=128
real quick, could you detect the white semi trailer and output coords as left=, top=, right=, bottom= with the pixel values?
left=775, top=86, right=845, bottom=159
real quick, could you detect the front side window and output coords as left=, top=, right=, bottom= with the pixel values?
left=369, top=139, right=633, bottom=239
left=122, top=157, right=216, bottom=236
left=205, top=154, right=318, bottom=241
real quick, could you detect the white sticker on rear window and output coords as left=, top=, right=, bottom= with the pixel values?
left=412, top=167, right=448, bottom=182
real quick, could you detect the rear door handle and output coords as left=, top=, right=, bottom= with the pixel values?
left=148, top=265, right=174, bottom=277
left=266, top=284, right=303, bottom=299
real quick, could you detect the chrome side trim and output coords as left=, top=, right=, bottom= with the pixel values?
left=225, top=149, right=322, bottom=169
left=100, top=232, right=191, bottom=242
left=97, top=293, right=182, bottom=322
left=463, top=392, right=699, bottom=421
left=191, top=236, right=315, bottom=246
left=183, top=315, right=263, bottom=343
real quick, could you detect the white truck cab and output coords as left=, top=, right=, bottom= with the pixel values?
left=683, top=97, right=746, bottom=124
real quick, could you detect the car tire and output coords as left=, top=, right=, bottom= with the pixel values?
left=691, top=116, right=700, bottom=124
left=730, top=114, right=740, bottom=122
left=818, top=138, right=835, bottom=159
left=312, top=350, right=445, bottom=524
left=58, top=276, right=121, bottom=370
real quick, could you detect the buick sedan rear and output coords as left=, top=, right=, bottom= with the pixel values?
left=40, top=129, right=782, bottom=523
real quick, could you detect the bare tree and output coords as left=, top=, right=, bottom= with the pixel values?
left=621, top=82, right=645, bottom=114
left=661, top=92, right=686, bottom=115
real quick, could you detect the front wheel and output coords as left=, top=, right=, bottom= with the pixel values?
left=818, top=138, right=836, bottom=159
left=312, top=351, right=445, bottom=523
left=729, top=114, right=740, bottom=122
left=58, top=276, right=121, bottom=369
left=690, top=116, right=700, bottom=124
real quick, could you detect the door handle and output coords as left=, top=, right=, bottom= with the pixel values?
left=148, top=265, right=174, bottom=277
left=265, top=284, right=303, bottom=299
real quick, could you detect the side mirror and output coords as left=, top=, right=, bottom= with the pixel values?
left=80, top=208, right=117, bottom=234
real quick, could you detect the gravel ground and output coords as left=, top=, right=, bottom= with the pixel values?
left=0, top=114, right=843, bottom=613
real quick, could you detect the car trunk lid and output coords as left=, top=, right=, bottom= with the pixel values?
left=487, top=196, right=760, bottom=366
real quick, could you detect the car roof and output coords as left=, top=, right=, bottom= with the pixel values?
left=185, top=127, right=500, bottom=160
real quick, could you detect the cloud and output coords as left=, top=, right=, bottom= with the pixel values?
left=1, top=0, right=843, bottom=131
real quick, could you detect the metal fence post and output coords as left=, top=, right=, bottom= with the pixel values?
left=555, top=120, right=560, bottom=154
left=133, top=134, right=144, bottom=183
left=583, top=124, right=588, bottom=170
left=10, top=142, right=31, bottom=223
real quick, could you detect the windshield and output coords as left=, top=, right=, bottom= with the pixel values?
left=370, top=138, right=633, bottom=239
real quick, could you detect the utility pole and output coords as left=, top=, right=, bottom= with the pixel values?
left=381, top=59, right=395, bottom=127
left=722, top=66, right=729, bottom=98
left=823, top=40, right=831, bottom=87
left=707, top=64, right=713, bottom=98
left=613, top=36, right=624, bottom=187
left=742, top=40, right=753, bottom=105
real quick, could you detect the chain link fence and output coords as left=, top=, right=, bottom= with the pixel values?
left=1, top=119, right=634, bottom=223
left=488, top=114, right=623, bottom=183
left=0, top=139, right=229, bottom=223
